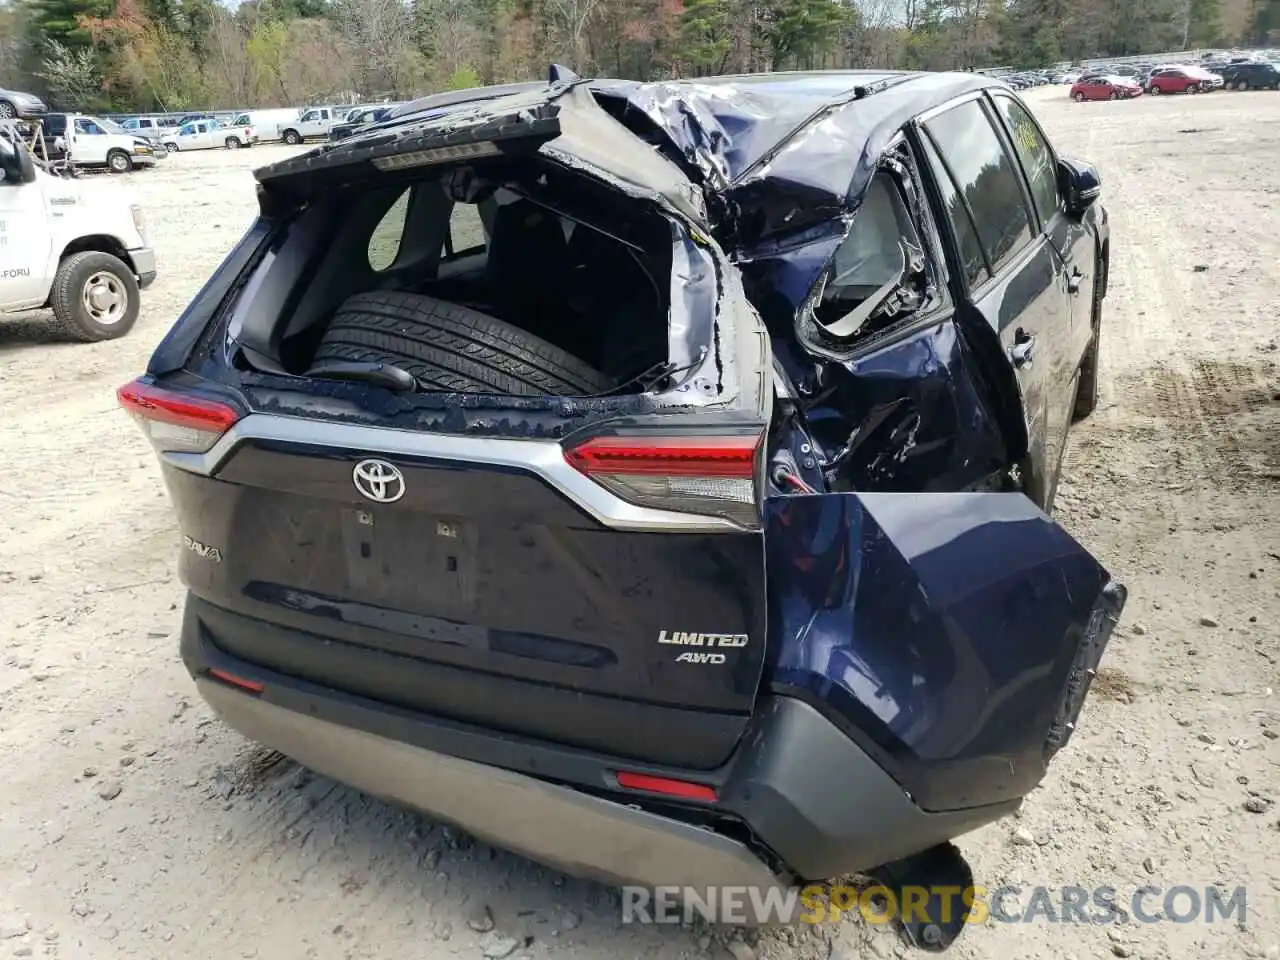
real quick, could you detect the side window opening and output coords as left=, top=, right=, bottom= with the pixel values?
left=367, top=189, right=410, bottom=272
left=444, top=199, right=487, bottom=260
left=797, top=144, right=945, bottom=357
left=918, top=129, right=989, bottom=288
left=992, top=96, right=1060, bottom=226
left=924, top=98, right=1034, bottom=285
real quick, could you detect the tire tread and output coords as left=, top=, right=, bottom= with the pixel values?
left=312, top=291, right=613, bottom=396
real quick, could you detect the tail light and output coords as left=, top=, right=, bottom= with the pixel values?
left=117, top=379, right=241, bottom=455
left=564, top=432, right=763, bottom=528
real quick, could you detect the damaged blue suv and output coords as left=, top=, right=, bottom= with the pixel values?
left=119, top=68, right=1125, bottom=946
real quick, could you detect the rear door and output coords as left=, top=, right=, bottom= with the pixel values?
left=916, top=94, right=1075, bottom=510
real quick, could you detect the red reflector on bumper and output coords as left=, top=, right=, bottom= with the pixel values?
left=208, top=668, right=265, bottom=694
left=615, top=771, right=718, bottom=801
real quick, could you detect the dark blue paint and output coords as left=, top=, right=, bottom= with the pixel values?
left=763, top=490, right=1121, bottom=811
left=771, top=319, right=1010, bottom=493
left=164, top=443, right=769, bottom=769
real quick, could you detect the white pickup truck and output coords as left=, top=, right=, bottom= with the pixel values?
left=279, top=106, right=344, bottom=145
left=0, top=129, right=156, bottom=341
left=162, top=117, right=254, bottom=153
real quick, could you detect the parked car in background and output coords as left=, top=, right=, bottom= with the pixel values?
left=1146, top=65, right=1224, bottom=94
left=164, top=118, right=254, bottom=152
left=120, top=71, right=1125, bottom=945
left=172, top=112, right=215, bottom=127
left=41, top=113, right=159, bottom=172
left=1071, top=75, right=1143, bottom=100
left=0, top=129, right=155, bottom=341
left=99, top=116, right=166, bottom=156
left=1218, top=61, right=1280, bottom=89
left=120, top=115, right=177, bottom=143
left=0, top=87, right=48, bottom=120
left=327, top=105, right=398, bottom=141
left=280, top=106, right=342, bottom=144
left=231, top=109, right=300, bottom=143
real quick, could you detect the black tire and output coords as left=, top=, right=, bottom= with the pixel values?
left=0, top=100, right=15, bottom=119
left=1238, top=79, right=1249, bottom=90
left=107, top=149, right=132, bottom=173
left=282, top=128, right=302, bottom=145
left=225, top=136, right=241, bottom=149
left=1073, top=260, right=1106, bottom=421
left=164, top=142, right=178, bottom=153
left=312, top=292, right=615, bottom=396
left=1073, top=91, right=1086, bottom=102
left=49, top=251, right=141, bottom=342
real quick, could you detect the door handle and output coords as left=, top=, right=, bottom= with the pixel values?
left=1066, top=266, right=1084, bottom=295
left=1010, top=330, right=1036, bottom=368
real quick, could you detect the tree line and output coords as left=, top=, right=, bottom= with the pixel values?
left=0, top=0, right=1275, bottom=113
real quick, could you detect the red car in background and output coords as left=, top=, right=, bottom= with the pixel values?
left=1146, top=65, right=1225, bottom=94
left=1070, top=75, right=1144, bottom=101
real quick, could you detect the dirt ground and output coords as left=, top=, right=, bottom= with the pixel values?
left=1, top=86, right=1277, bottom=960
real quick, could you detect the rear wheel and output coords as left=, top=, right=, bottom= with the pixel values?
left=107, top=149, right=132, bottom=173
left=282, top=128, right=302, bottom=145
left=225, top=136, right=241, bottom=149
left=49, top=251, right=141, bottom=342
left=311, top=292, right=615, bottom=396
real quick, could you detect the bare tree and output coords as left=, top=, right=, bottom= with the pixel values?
left=544, top=0, right=605, bottom=68
left=331, top=0, right=419, bottom=95
left=203, top=11, right=253, bottom=106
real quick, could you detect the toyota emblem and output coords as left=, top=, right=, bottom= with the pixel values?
left=352, top=459, right=405, bottom=504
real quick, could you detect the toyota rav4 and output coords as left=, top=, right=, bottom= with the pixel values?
left=120, top=68, right=1125, bottom=946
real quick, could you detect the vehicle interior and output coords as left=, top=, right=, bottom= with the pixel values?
left=237, top=163, right=676, bottom=393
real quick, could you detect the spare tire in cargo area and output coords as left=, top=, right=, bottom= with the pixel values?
left=310, top=291, right=616, bottom=396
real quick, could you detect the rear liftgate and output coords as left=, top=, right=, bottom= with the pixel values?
left=121, top=79, right=778, bottom=774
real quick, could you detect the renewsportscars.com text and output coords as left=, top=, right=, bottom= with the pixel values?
left=620, top=884, right=1249, bottom=926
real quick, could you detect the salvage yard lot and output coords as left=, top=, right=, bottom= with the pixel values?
left=0, top=87, right=1277, bottom=960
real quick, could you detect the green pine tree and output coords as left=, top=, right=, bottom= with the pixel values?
left=24, top=0, right=114, bottom=51
left=678, top=0, right=731, bottom=75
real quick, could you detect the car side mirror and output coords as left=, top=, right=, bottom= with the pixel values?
left=1058, top=157, right=1101, bottom=217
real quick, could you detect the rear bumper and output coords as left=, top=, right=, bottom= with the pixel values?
left=182, top=598, right=1018, bottom=893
